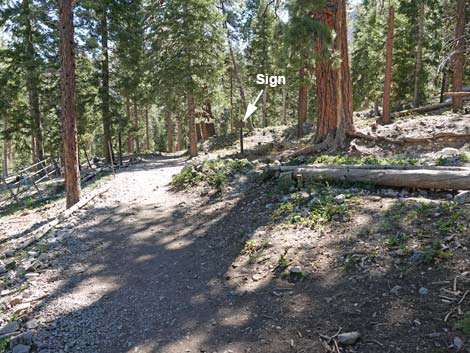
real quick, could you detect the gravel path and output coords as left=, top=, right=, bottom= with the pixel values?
left=31, top=155, right=273, bottom=353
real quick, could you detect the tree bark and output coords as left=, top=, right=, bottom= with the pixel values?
left=452, top=0, right=466, bottom=111
left=188, top=95, right=198, bottom=157
left=413, top=1, right=425, bottom=107
left=271, top=165, right=470, bottom=191
left=100, top=6, right=112, bottom=163
left=177, top=115, right=183, bottom=151
left=374, top=99, right=380, bottom=116
left=59, top=0, right=81, bottom=208
left=133, top=99, right=140, bottom=153
left=2, top=115, right=7, bottom=178
left=230, top=71, right=234, bottom=132
left=126, top=95, right=133, bottom=153
left=167, top=111, right=173, bottom=153
left=313, top=0, right=354, bottom=146
left=262, top=89, right=268, bottom=128
left=145, top=108, right=150, bottom=151
left=23, top=0, right=43, bottom=163
left=282, top=87, right=287, bottom=125
left=382, top=1, right=395, bottom=124
left=297, top=67, right=309, bottom=138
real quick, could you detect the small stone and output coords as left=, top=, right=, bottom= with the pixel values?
left=382, top=189, right=399, bottom=197
left=437, top=147, right=460, bottom=157
left=419, top=287, right=429, bottom=296
left=409, top=250, right=427, bottom=264
left=334, top=194, right=346, bottom=204
left=454, top=191, right=470, bottom=204
left=10, top=332, right=33, bottom=346
left=337, top=331, right=361, bottom=345
left=25, top=319, right=38, bottom=329
left=390, top=285, right=402, bottom=295
left=12, top=345, right=31, bottom=353
left=252, top=274, right=262, bottom=282
left=4, top=259, right=17, bottom=271
left=289, top=266, right=302, bottom=274
left=0, top=321, right=19, bottom=336
left=453, top=337, right=464, bottom=351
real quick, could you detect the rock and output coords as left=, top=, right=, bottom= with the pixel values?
left=337, top=331, right=361, bottom=345
left=409, top=250, right=427, bottom=264
left=382, top=189, right=399, bottom=197
left=0, top=321, right=19, bottom=336
left=0, top=261, right=5, bottom=274
left=12, top=344, right=31, bottom=353
left=454, top=191, right=470, bottom=204
left=437, top=147, right=460, bottom=157
left=4, top=259, right=17, bottom=271
left=390, top=285, right=402, bottom=295
left=25, top=319, right=38, bottom=330
left=453, top=336, right=464, bottom=351
left=334, top=194, right=346, bottom=204
left=10, top=332, right=33, bottom=347
left=289, top=266, right=302, bottom=274
left=418, top=287, right=429, bottom=296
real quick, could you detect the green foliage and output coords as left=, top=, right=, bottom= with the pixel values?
left=277, top=254, right=288, bottom=270
left=172, top=159, right=254, bottom=191
left=456, top=312, right=470, bottom=335
left=273, top=190, right=349, bottom=229
left=242, top=240, right=257, bottom=256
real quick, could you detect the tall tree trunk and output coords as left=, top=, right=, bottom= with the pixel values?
left=133, top=99, right=140, bottom=153
left=23, top=0, right=43, bottom=163
left=262, top=89, right=268, bottom=128
left=177, top=115, right=183, bottom=151
left=220, top=0, right=254, bottom=131
left=59, top=0, right=81, bottom=208
left=382, top=1, right=395, bottom=124
left=297, top=67, right=309, bottom=138
left=452, top=0, right=466, bottom=111
left=282, top=87, right=287, bottom=125
left=188, top=95, right=198, bottom=157
left=7, top=140, right=12, bottom=163
left=374, top=99, right=380, bottom=116
left=413, top=1, right=425, bottom=108
left=313, top=0, right=354, bottom=146
left=2, top=115, right=7, bottom=178
left=230, top=71, right=234, bottom=132
left=145, top=108, right=150, bottom=151
left=100, top=7, right=112, bottom=163
left=126, top=95, right=133, bottom=153
left=167, top=111, right=173, bottom=153
left=31, top=136, right=36, bottom=165
left=440, top=61, right=448, bottom=103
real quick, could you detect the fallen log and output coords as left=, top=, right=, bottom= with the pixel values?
left=1, top=184, right=111, bottom=256
left=444, top=92, right=470, bottom=97
left=348, top=130, right=470, bottom=145
left=267, top=165, right=470, bottom=190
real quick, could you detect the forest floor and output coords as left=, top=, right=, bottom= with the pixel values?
left=0, top=110, right=470, bottom=353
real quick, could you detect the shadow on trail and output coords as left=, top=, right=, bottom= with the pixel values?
left=31, top=156, right=468, bottom=353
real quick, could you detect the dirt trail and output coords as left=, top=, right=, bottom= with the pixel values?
left=32, top=156, right=277, bottom=353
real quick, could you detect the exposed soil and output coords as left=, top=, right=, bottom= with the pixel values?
left=0, top=113, right=469, bottom=353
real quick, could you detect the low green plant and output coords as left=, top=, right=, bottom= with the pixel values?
left=172, top=159, right=254, bottom=191
left=278, top=254, right=288, bottom=270
left=242, top=240, right=257, bottom=256
left=456, top=312, right=470, bottom=335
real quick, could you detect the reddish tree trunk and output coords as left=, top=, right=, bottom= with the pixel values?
left=59, top=0, right=81, bottom=208
left=133, top=99, right=140, bottom=153
left=313, top=0, right=354, bottom=145
left=100, top=7, right=112, bottom=163
left=145, top=108, right=150, bottom=151
left=382, top=2, right=395, bottom=124
left=126, top=95, right=133, bottom=153
left=167, top=111, right=173, bottom=153
left=297, top=67, right=309, bottom=138
left=176, top=115, right=183, bottom=151
left=452, top=0, right=466, bottom=111
left=188, top=95, right=198, bottom=157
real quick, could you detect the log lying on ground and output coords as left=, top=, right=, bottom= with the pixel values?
left=390, top=95, right=470, bottom=118
left=267, top=165, right=470, bottom=190
left=348, top=130, right=470, bottom=145
left=0, top=184, right=111, bottom=256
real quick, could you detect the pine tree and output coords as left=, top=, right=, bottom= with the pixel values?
left=452, top=0, right=466, bottom=111
left=382, top=0, right=395, bottom=124
left=152, top=0, right=224, bottom=157
left=59, top=0, right=81, bottom=208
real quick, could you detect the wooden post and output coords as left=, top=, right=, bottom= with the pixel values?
left=0, top=176, right=18, bottom=203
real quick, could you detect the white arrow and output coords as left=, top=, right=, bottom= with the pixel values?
left=243, top=90, right=263, bottom=122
